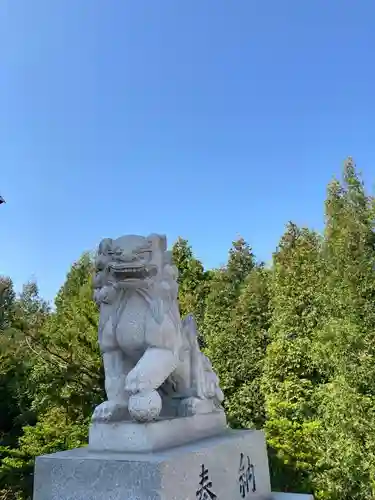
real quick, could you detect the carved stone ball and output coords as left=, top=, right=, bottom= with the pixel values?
left=128, top=390, right=162, bottom=422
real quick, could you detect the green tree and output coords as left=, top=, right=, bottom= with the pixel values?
left=171, top=237, right=209, bottom=334
left=203, top=237, right=255, bottom=341
left=311, top=158, right=375, bottom=499
left=31, top=255, right=102, bottom=418
left=0, top=280, right=48, bottom=500
left=262, top=223, right=325, bottom=494
left=217, top=265, right=271, bottom=429
left=0, top=255, right=103, bottom=500
left=203, top=238, right=257, bottom=417
left=0, top=277, right=15, bottom=331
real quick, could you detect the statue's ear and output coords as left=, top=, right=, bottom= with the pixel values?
left=163, top=250, right=173, bottom=265
left=147, top=234, right=167, bottom=252
left=98, top=238, right=113, bottom=254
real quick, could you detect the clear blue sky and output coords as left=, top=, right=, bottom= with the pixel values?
left=1, top=0, right=375, bottom=302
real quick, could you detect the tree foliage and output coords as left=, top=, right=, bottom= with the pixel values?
left=172, top=237, right=209, bottom=336
left=310, top=158, right=375, bottom=499
left=2, top=157, right=375, bottom=499
left=219, top=265, right=271, bottom=429
left=262, top=224, right=326, bottom=493
left=0, top=256, right=103, bottom=499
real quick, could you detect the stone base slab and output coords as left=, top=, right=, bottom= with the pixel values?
left=88, top=411, right=227, bottom=452
left=33, top=430, right=272, bottom=500
left=272, top=494, right=314, bottom=499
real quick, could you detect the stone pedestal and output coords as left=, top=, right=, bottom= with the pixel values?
left=89, top=412, right=227, bottom=453
left=272, top=495, right=314, bottom=499
left=33, top=430, right=272, bottom=500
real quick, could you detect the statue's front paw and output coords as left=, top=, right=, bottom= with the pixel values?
left=92, top=401, right=129, bottom=422
left=128, top=389, right=162, bottom=422
left=125, top=368, right=153, bottom=394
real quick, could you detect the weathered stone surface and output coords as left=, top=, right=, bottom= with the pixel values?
left=89, top=411, right=227, bottom=453
left=92, top=234, right=225, bottom=438
left=33, top=430, right=271, bottom=500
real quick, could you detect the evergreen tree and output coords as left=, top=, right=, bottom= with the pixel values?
left=0, top=278, right=21, bottom=451
left=0, top=255, right=103, bottom=500
left=0, top=280, right=47, bottom=500
left=262, top=223, right=325, bottom=494
left=203, top=238, right=257, bottom=417
left=217, top=265, right=271, bottom=429
left=171, top=237, right=209, bottom=334
left=0, top=277, right=15, bottom=331
left=3, top=161, right=375, bottom=499
left=311, top=158, right=375, bottom=499
left=27, top=254, right=102, bottom=424
left=203, top=237, right=255, bottom=341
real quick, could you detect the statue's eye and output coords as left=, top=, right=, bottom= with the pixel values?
left=137, top=251, right=151, bottom=261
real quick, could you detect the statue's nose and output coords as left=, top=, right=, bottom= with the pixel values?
left=120, top=253, right=138, bottom=262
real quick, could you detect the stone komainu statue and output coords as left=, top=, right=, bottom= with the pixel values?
left=92, top=233, right=224, bottom=423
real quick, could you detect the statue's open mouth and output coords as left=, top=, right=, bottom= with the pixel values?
left=108, top=262, right=157, bottom=281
